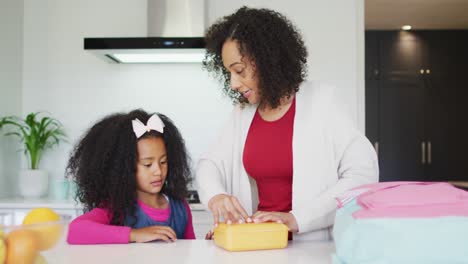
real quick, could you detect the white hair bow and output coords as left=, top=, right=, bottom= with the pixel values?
left=132, top=114, right=165, bottom=138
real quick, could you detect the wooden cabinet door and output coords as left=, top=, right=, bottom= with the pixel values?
left=379, top=31, right=428, bottom=80
left=366, top=30, right=468, bottom=182
left=365, top=31, right=380, bottom=81
left=420, top=31, right=468, bottom=182
left=445, top=31, right=468, bottom=181
left=374, top=31, right=427, bottom=181
left=421, top=31, right=453, bottom=181
left=365, top=31, right=380, bottom=153
left=379, top=77, right=426, bottom=181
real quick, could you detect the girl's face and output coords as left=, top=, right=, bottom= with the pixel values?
left=135, top=137, right=168, bottom=197
left=221, top=39, right=261, bottom=105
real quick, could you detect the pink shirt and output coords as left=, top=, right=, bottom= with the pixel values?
left=67, top=200, right=196, bottom=244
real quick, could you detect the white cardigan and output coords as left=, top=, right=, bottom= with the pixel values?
left=196, top=81, right=379, bottom=241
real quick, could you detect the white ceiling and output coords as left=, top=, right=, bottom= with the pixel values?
left=365, top=0, right=468, bottom=30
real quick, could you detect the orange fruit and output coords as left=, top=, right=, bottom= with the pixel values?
left=23, top=208, right=60, bottom=225
left=0, top=238, right=6, bottom=264
left=6, top=229, right=39, bottom=264
left=0, top=226, right=5, bottom=263
left=23, top=208, right=62, bottom=251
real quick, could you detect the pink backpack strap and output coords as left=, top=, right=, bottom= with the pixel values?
left=352, top=182, right=468, bottom=218
left=336, top=181, right=427, bottom=208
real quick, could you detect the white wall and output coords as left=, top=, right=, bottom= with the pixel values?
left=7, top=0, right=364, bottom=193
left=0, top=0, right=23, bottom=197
left=21, top=0, right=233, bottom=186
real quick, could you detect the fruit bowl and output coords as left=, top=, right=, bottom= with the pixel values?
left=0, top=213, right=70, bottom=264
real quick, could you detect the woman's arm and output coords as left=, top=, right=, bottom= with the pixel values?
left=292, top=105, right=379, bottom=233
left=196, top=107, right=251, bottom=224
left=196, top=115, right=234, bottom=207
left=67, top=208, right=131, bottom=244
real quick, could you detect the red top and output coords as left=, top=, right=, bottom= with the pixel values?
left=243, top=98, right=296, bottom=213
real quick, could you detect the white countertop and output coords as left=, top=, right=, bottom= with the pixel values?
left=43, top=240, right=335, bottom=264
left=0, top=197, right=206, bottom=211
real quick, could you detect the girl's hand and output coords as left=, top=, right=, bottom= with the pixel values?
left=208, top=194, right=251, bottom=225
left=251, top=211, right=299, bottom=233
left=129, top=225, right=177, bottom=243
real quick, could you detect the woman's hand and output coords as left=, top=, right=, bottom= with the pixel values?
left=205, top=229, right=214, bottom=240
left=208, top=194, right=251, bottom=225
left=251, top=211, right=299, bottom=232
left=129, top=225, right=177, bottom=243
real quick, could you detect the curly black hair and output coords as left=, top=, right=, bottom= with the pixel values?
left=203, top=6, right=308, bottom=109
left=66, top=109, right=191, bottom=225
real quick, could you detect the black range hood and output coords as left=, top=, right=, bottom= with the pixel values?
left=84, top=0, right=206, bottom=64
left=84, top=37, right=205, bottom=64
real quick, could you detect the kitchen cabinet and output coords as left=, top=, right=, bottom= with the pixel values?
left=365, top=30, right=380, bottom=153
left=0, top=198, right=82, bottom=225
left=191, top=209, right=212, bottom=239
left=365, top=30, right=468, bottom=182
left=0, top=198, right=212, bottom=239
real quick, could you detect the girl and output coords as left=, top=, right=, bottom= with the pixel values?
left=67, top=109, right=195, bottom=244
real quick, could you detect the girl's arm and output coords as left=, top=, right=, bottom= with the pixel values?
left=183, top=201, right=196, bottom=239
left=67, top=208, right=131, bottom=244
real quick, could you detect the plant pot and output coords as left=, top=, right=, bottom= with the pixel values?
left=18, top=169, right=49, bottom=198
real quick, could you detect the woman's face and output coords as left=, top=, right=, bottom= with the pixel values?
left=135, top=137, right=168, bottom=197
left=221, top=39, right=260, bottom=105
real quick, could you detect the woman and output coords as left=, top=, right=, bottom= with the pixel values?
left=196, top=6, right=378, bottom=241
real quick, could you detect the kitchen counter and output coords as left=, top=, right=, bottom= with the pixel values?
left=43, top=240, right=335, bottom=264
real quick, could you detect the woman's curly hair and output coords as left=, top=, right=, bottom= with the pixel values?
left=203, top=6, right=308, bottom=109
left=66, top=109, right=191, bottom=225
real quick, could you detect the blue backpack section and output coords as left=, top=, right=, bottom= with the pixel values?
left=332, top=198, right=468, bottom=264
left=124, top=197, right=188, bottom=239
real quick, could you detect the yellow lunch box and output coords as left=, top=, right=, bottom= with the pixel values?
left=213, top=222, right=288, bottom=251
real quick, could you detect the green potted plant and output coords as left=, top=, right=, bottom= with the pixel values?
left=0, top=112, right=67, bottom=198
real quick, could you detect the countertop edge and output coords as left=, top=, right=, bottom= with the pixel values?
left=0, top=197, right=207, bottom=211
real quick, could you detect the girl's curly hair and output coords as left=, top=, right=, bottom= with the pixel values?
left=203, top=6, right=308, bottom=109
left=66, top=109, right=191, bottom=225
